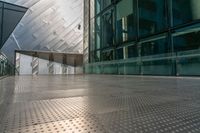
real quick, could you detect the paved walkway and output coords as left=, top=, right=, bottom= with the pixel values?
left=0, top=75, right=200, bottom=133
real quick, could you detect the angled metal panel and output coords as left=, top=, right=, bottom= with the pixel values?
left=0, top=1, right=27, bottom=49
left=1, top=0, right=83, bottom=62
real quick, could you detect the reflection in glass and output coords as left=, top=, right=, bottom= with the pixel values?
left=177, top=56, right=200, bottom=76
left=101, top=50, right=114, bottom=61
left=95, top=0, right=101, bottom=15
left=141, top=36, right=170, bottom=56
left=95, top=17, right=101, bottom=49
left=86, top=0, right=200, bottom=76
left=139, top=0, right=167, bottom=37
left=90, top=19, right=95, bottom=51
left=128, top=44, right=139, bottom=58
left=173, top=30, right=200, bottom=52
left=102, top=9, right=114, bottom=48
left=116, top=48, right=123, bottom=60
left=0, top=53, right=15, bottom=76
left=103, top=0, right=113, bottom=9
left=116, top=0, right=136, bottom=44
left=90, top=51, right=100, bottom=62
left=173, top=0, right=200, bottom=26
left=142, top=59, right=173, bottom=75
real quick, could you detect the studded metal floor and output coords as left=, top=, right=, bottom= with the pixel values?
left=1, top=75, right=200, bottom=133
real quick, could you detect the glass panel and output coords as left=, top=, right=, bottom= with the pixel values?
left=94, top=51, right=101, bottom=62
left=139, top=0, right=167, bottom=37
left=96, top=51, right=101, bottom=62
left=2, top=9, right=26, bottom=45
left=172, top=0, right=200, bottom=26
left=116, top=48, right=123, bottom=60
left=90, top=19, right=95, bottom=52
left=116, top=0, right=137, bottom=44
left=177, top=56, right=200, bottom=76
left=142, top=59, right=173, bottom=75
left=95, top=0, right=101, bottom=15
left=101, top=50, right=114, bottom=61
left=95, top=16, right=101, bottom=49
left=0, top=53, right=15, bottom=76
left=102, top=9, right=114, bottom=48
left=173, top=30, right=200, bottom=52
left=124, top=62, right=141, bottom=75
left=84, top=64, right=92, bottom=74
left=87, top=0, right=200, bottom=76
left=90, top=52, right=94, bottom=63
left=90, top=50, right=100, bottom=63
left=103, top=0, right=112, bottom=9
left=141, top=36, right=170, bottom=56
left=0, top=60, right=2, bottom=76
left=128, top=44, right=139, bottom=58
left=102, top=64, right=118, bottom=74
left=93, top=64, right=101, bottom=74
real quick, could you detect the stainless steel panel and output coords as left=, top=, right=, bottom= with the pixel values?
left=1, top=0, right=83, bottom=62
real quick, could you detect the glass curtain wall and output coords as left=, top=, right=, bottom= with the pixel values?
left=116, top=0, right=137, bottom=44
left=86, top=0, right=200, bottom=76
left=0, top=52, right=15, bottom=77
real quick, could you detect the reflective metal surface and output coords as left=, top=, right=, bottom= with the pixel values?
left=1, top=0, right=83, bottom=62
left=1, top=75, right=200, bottom=133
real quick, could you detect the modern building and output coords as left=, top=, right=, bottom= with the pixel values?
left=1, top=1, right=200, bottom=133
left=84, top=0, right=200, bottom=76
left=0, top=0, right=83, bottom=76
left=0, top=1, right=27, bottom=76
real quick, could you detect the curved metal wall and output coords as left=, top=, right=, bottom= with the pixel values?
left=1, top=0, right=83, bottom=62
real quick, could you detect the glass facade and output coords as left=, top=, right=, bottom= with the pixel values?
left=116, top=0, right=136, bottom=44
left=172, top=0, right=200, bottom=26
left=85, top=0, right=200, bottom=76
left=0, top=52, right=15, bottom=77
left=138, top=0, right=167, bottom=37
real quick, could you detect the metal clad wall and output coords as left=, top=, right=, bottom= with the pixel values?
left=1, top=0, right=83, bottom=62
